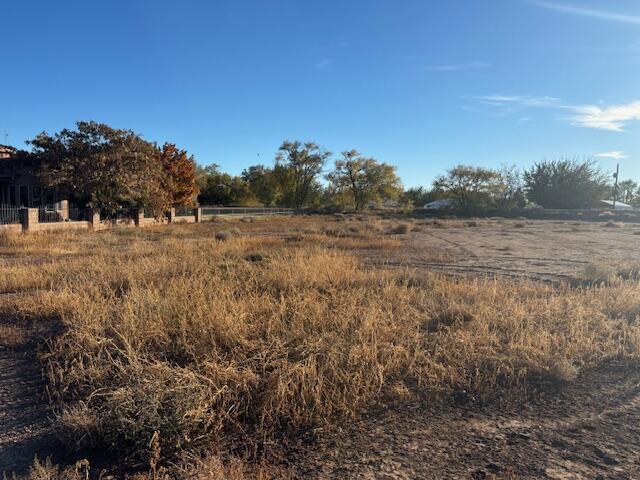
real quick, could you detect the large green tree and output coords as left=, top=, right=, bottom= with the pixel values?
left=523, top=159, right=609, bottom=209
left=327, top=150, right=402, bottom=210
left=29, top=121, right=197, bottom=214
left=197, top=165, right=256, bottom=206
left=274, top=141, right=330, bottom=209
left=241, top=164, right=280, bottom=206
left=433, top=165, right=502, bottom=210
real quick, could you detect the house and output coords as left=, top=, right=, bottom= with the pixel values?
left=423, top=198, right=457, bottom=210
left=600, top=199, right=633, bottom=211
left=0, top=145, right=57, bottom=207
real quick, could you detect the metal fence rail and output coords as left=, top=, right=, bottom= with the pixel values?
left=101, top=207, right=134, bottom=222
left=38, top=206, right=63, bottom=223
left=175, top=206, right=195, bottom=217
left=0, top=204, right=20, bottom=225
left=69, top=207, right=86, bottom=221
left=200, top=207, right=294, bottom=216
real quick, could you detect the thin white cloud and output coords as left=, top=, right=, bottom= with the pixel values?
left=470, top=95, right=640, bottom=131
left=527, top=1, right=640, bottom=25
left=568, top=101, right=640, bottom=131
left=517, top=117, right=533, bottom=125
left=471, top=95, right=560, bottom=108
left=426, top=61, right=490, bottom=72
left=314, top=58, right=333, bottom=70
left=596, top=151, right=628, bottom=160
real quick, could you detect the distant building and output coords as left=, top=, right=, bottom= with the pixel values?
left=423, top=198, right=456, bottom=210
left=0, top=145, right=57, bottom=206
left=0, top=145, right=16, bottom=159
left=600, top=199, right=633, bottom=211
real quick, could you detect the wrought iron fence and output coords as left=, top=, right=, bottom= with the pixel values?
left=175, top=206, right=195, bottom=217
left=69, top=207, right=86, bottom=221
left=138, top=208, right=165, bottom=221
left=101, top=207, right=134, bottom=222
left=200, top=207, right=294, bottom=216
left=0, top=204, right=20, bottom=225
left=38, top=206, right=64, bottom=223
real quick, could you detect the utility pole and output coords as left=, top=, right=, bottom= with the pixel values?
left=613, top=163, right=619, bottom=209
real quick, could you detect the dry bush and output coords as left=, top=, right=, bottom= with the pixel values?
left=513, top=222, right=526, bottom=228
left=605, top=221, right=624, bottom=228
left=9, top=458, right=90, bottom=480
left=391, top=222, right=413, bottom=234
left=583, top=262, right=640, bottom=285
left=0, top=323, right=26, bottom=348
left=214, top=230, right=233, bottom=241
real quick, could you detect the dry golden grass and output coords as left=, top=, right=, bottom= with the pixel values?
left=2, top=216, right=640, bottom=474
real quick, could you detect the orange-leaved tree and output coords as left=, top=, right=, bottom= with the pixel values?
left=158, top=143, right=199, bottom=206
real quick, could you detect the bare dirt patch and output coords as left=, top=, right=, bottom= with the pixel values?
left=0, top=319, right=63, bottom=476
left=291, top=362, right=640, bottom=479
left=383, top=219, right=640, bottom=283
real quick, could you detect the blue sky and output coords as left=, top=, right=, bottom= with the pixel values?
left=2, top=0, right=640, bottom=187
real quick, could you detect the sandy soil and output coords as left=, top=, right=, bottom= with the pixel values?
left=383, top=219, right=640, bottom=283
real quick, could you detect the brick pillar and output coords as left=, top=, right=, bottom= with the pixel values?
left=134, top=208, right=144, bottom=227
left=85, top=208, right=101, bottom=230
left=168, top=207, right=176, bottom=223
left=20, top=208, right=39, bottom=232
left=194, top=207, right=202, bottom=223
left=57, top=200, right=69, bottom=221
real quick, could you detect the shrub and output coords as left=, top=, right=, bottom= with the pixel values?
left=605, top=221, right=624, bottom=228
left=391, top=223, right=412, bottom=234
left=214, top=231, right=231, bottom=241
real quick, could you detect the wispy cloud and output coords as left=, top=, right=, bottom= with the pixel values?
left=471, top=94, right=560, bottom=108
left=526, top=1, right=640, bottom=25
left=568, top=101, right=640, bottom=131
left=314, top=58, right=333, bottom=70
left=596, top=151, right=627, bottom=160
left=426, top=61, right=490, bottom=72
left=469, top=95, right=640, bottom=131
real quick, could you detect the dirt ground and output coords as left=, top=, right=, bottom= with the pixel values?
left=290, top=362, right=640, bottom=479
left=387, top=218, right=640, bottom=283
left=2, top=217, right=640, bottom=478
left=0, top=316, right=62, bottom=475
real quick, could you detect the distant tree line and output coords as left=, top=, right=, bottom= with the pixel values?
left=405, top=158, right=638, bottom=211
left=17, top=121, right=638, bottom=213
left=195, top=140, right=403, bottom=210
left=22, top=122, right=402, bottom=212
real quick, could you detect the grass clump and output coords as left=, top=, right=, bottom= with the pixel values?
left=605, top=221, right=624, bottom=228
left=391, top=222, right=413, bottom=234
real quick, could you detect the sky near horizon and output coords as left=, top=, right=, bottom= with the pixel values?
left=2, top=0, right=640, bottom=187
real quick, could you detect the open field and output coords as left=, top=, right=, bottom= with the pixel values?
left=1, top=215, right=640, bottom=478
